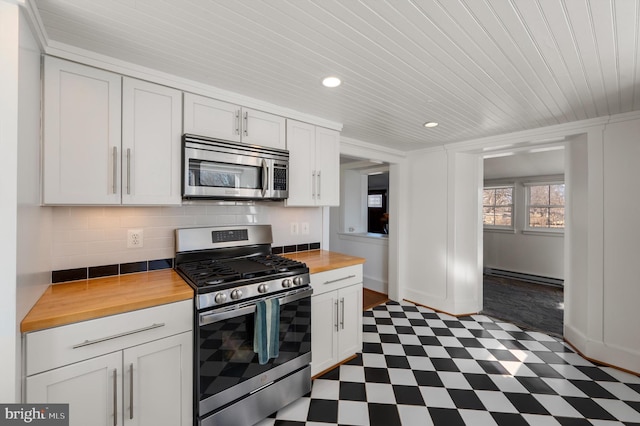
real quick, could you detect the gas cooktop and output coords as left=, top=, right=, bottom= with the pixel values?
left=174, top=225, right=311, bottom=310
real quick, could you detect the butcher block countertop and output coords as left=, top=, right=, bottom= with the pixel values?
left=282, top=250, right=365, bottom=273
left=21, top=269, right=193, bottom=333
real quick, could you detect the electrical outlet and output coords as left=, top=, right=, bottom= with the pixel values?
left=290, top=222, right=299, bottom=235
left=127, top=229, right=144, bottom=248
left=301, top=222, right=309, bottom=235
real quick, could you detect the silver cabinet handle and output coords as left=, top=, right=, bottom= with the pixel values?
left=335, top=299, right=339, bottom=332
left=129, top=363, right=134, bottom=420
left=243, top=111, right=248, bottom=136
left=126, top=148, right=131, bottom=195
left=317, top=170, right=321, bottom=199
left=72, top=323, right=165, bottom=349
left=312, top=171, right=316, bottom=199
left=340, top=297, right=345, bottom=330
left=112, top=146, right=118, bottom=194
left=323, top=275, right=356, bottom=285
left=235, top=110, right=241, bottom=135
left=113, top=368, right=118, bottom=426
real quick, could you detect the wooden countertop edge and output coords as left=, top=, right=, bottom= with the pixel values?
left=21, top=293, right=192, bottom=333
left=282, top=250, right=366, bottom=274
left=20, top=270, right=193, bottom=333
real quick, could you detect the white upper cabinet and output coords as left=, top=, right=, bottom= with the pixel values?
left=183, top=93, right=286, bottom=149
left=122, top=77, right=182, bottom=205
left=286, top=120, right=340, bottom=206
left=43, top=56, right=122, bottom=205
left=42, top=57, right=182, bottom=205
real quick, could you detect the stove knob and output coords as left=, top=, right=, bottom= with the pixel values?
left=282, top=279, right=292, bottom=288
left=258, top=284, right=269, bottom=294
left=230, top=289, right=242, bottom=300
left=214, top=293, right=227, bottom=304
left=293, top=276, right=303, bottom=286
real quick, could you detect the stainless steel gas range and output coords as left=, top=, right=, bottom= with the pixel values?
left=174, top=225, right=312, bottom=426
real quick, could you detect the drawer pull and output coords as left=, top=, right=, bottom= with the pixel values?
left=72, top=323, right=166, bottom=349
left=323, top=274, right=356, bottom=285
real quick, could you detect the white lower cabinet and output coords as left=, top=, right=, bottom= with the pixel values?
left=25, top=301, right=193, bottom=426
left=310, top=265, right=363, bottom=376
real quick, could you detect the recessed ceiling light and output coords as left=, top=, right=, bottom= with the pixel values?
left=322, top=76, right=341, bottom=88
left=423, top=121, right=439, bottom=128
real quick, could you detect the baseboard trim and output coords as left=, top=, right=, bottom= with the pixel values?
left=484, top=268, right=564, bottom=287
left=403, top=299, right=479, bottom=318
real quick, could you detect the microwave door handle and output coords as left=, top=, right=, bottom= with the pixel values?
left=261, top=159, right=269, bottom=197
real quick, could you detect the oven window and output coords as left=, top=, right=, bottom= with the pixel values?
left=189, top=159, right=262, bottom=190
left=198, top=296, right=311, bottom=401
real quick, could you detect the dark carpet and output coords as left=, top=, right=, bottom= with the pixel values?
left=482, top=275, right=564, bottom=336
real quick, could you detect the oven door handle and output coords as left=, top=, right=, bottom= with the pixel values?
left=261, top=159, right=269, bottom=197
left=199, top=286, right=313, bottom=326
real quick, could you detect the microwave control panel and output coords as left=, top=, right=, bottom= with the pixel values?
left=273, top=164, right=287, bottom=191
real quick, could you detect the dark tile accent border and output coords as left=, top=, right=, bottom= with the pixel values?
left=120, top=261, right=148, bottom=275
left=52, top=258, right=175, bottom=284
left=52, top=268, right=87, bottom=283
left=89, top=264, right=119, bottom=279
left=271, top=242, right=321, bottom=255
left=149, top=258, right=173, bottom=271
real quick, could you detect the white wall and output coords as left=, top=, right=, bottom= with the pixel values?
left=51, top=204, right=323, bottom=271
left=483, top=230, right=564, bottom=279
left=16, top=5, right=52, bottom=398
left=0, top=0, right=20, bottom=403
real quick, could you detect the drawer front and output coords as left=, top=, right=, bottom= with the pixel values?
left=26, top=300, right=192, bottom=376
left=310, top=265, right=362, bottom=296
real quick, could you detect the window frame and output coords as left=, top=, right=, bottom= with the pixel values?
left=482, top=185, right=515, bottom=231
left=524, top=181, right=565, bottom=234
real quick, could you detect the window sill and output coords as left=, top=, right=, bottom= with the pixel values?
left=337, top=232, right=389, bottom=246
left=483, top=227, right=516, bottom=234
left=522, top=229, right=564, bottom=237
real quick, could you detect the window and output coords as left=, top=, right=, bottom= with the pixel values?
left=527, top=183, right=565, bottom=229
left=483, top=186, right=514, bottom=227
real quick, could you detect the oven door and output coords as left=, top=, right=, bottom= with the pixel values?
left=196, top=286, right=312, bottom=418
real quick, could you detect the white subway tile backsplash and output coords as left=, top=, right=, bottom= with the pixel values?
left=51, top=204, right=322, bottom=271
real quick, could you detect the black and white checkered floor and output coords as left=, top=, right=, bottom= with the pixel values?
left=256, top=300, right=640, bottom=426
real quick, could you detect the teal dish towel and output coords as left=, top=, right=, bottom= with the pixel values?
left=254, top=297, right=280, bottom=365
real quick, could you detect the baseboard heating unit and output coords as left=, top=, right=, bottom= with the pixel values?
left=483, top=268, right=564, bottom=288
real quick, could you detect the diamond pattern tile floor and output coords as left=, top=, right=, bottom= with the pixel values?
left=255, top=300, right=640, bottom=426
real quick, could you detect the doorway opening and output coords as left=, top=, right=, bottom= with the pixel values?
left=481, top=147, right=565, bottom=336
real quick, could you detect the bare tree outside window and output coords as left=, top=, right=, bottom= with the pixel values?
left=483, top=186, right=513, bottom=227
left=528, top=183, right=565, bottom=228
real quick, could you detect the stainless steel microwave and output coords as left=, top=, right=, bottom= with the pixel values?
left=182, top=134, right=289, bottom=200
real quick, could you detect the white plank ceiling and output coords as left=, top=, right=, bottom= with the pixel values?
left=33, top=0, right=640, bottom=152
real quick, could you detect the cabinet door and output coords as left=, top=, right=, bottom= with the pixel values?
left=43, top=56, right=122, bottom=205
left=122, top=78, right=182, bottom=205
left=338, top=284, right=363, bottom=362
left=311, top=291, right=339, bottom=376
left=241, top=108, right=286, bottom=149
left=123, top=332, right=192, bottom=426
left=26, top=352, right=122, bottom=426
left=183, top=93, right=241, bottom=142
left=315, top=127, right=340, bottom=206
left=285, top=120, right=316, bottom=206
